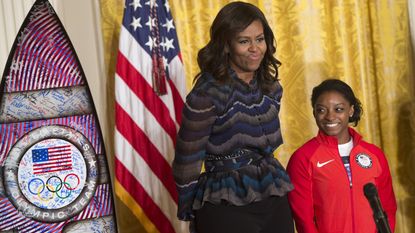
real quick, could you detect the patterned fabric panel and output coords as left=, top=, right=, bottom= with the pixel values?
left=173, top=70, right=293, bottom=220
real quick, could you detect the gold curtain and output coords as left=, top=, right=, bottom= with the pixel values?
left=100, top=0, right=415, bottom=232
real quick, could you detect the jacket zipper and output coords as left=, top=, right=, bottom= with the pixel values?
left=350, top=183, right=356, bottom=233
left=347, top=153, right=356, bottom=233
left=339, top=149, right=356, bottom=233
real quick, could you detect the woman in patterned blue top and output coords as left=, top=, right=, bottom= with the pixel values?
left=172, top=2, right=294, bottom=233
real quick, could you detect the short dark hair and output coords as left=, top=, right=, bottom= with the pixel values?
left=311, top=79, right=363, bottom=126
left=196, top=1, right=280, bottom=94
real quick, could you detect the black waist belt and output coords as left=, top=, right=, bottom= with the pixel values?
left=204, top=149, right=264, bottom=173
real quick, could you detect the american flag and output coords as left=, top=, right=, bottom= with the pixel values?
left=32, top=144, right=72, bottom=174
left=114, top=0, right=186, bottom=232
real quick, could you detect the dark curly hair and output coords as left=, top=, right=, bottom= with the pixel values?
left=311, top=79, right=363, bottom=126
left=195, top=1, right=281, bottom=94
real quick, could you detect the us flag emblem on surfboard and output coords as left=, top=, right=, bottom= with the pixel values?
left=0, top=0, right=117, bottom=232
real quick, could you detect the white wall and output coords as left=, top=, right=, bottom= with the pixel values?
left=0, top=0, right=109, bottom=142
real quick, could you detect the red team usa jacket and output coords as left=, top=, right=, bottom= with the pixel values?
left=287, top=128, right=397, bottom=233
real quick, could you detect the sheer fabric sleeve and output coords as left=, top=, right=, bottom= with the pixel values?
left=172, top=88, right=217, bottom=221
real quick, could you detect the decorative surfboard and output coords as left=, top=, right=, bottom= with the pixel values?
left=0, top=0, right=117, bottom=232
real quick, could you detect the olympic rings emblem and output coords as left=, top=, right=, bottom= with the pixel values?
left=5, top=125, right=98, bottom=222
left=28, top=173, right=80, bottom=200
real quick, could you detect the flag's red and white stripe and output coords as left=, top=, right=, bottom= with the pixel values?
left=114, top=0, right=187, bottom=232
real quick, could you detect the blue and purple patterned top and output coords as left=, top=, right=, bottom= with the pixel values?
left=172, top=70, right=293, bottom=221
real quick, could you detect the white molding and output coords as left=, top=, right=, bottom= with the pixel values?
left=409, top=0, right=415, bottom=69
left=0, top=0, right=35, bottom=72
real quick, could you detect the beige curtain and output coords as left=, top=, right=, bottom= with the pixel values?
left=100, top=0, right=415, bottom=232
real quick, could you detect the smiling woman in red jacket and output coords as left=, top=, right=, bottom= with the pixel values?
left=287, top=79, right=397, bottom=233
